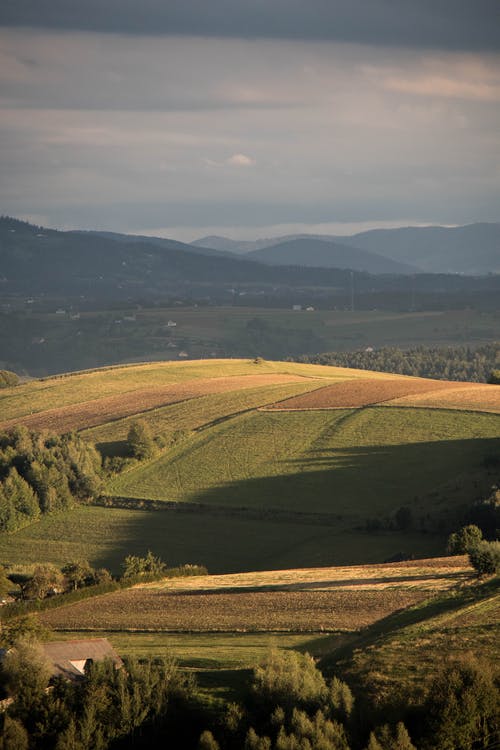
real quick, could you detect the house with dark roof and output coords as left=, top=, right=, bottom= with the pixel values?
left=40, top=638, right=123, bottom=681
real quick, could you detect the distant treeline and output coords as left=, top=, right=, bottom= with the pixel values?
left=298, top=343, right=500, bottom=382
left=0, top=428, right=102, bottom=532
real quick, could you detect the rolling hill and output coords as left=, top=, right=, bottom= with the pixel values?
left=338, top=223, right=500, bottom=274
left=244, top=237, right=418, bottom=273
left=193, top=222, right=500, bottom=274
left=0, top=358, right=498, bottom=574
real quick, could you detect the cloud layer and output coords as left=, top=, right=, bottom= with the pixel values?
left=0, top=11, right=499, bottom=238
left=2, top=1, right=500, bottom=51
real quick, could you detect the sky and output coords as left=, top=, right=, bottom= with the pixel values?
left=1, top=1, right=499, bottom=242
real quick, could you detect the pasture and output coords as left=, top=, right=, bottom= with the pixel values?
left=0, top=505, right=447, bottom=574
left=106, top=406, right=500, bottom=519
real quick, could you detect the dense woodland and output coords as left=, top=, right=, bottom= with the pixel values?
left=298, top=343, right=500, bottom=383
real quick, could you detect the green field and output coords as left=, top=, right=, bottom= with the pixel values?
left=0, top=505, right=447, bottom=574
left=107, top=406, right=499, bottom=519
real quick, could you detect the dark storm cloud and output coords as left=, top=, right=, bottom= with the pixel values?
left=1, top=0, right=499, bottom=51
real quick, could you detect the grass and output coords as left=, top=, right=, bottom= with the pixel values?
left=321, top=575, right=500, bottom=705
left=0, top=505, right=447, bottom=575
left=47, top=630, right=330, bottom=670
left=107, top=406, right=500, bottom=518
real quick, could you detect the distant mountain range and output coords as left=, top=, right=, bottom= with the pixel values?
left=244, top=238, right=417, bottom=274
left=193, top=223, right=500, bottom=275
left=1, top=217, right=499, bottom=309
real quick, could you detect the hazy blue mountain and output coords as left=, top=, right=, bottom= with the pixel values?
left=334, top=223, right=500, bottom=274
left=245, top=237, right=419, bottom=274
left=194, top=223, right=500, bottom=274
left=76, top=230, right=235, bottom=258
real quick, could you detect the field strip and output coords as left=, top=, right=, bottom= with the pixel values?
left=261, top=377, right=475, bottom=410
left=39, top=557, right=474, bottom=634
left=384, top=383, right=500, bottom=413
left=137, top=557, right=472, bottom=594
left=0, top=374, right=312, bottom=433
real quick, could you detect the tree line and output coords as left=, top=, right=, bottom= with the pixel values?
left=297, top=343, right=499, bottom=383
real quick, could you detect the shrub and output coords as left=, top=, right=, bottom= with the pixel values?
left=446, top=524, right=483, bottom=555
left=468, top=540, right=500, bottom=575
left=0, top=370, right=19, bottom=388
left=252, top=650, right=327, bottom=711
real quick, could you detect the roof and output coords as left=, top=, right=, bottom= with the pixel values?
left=41, top=638, right=123, bottom=680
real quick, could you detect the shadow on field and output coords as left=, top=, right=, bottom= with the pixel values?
left=317, top=576, right=500, bottom=671
left=87, top=435, right=498, bottom=574
left=182, top=436, right=499, bottom=517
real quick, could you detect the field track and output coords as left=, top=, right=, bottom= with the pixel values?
left=264, top=377, right=482, bottom=410
left=0, top=374, right=309, bottom=433
left=40, top=557, right=472, bottom=633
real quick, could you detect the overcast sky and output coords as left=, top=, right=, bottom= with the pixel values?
left=1, top=1, right=499, bottom=241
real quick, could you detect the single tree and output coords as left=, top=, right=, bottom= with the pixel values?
left=126, top=420, right=155, bottom=461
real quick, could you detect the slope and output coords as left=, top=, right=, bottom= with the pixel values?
left=246, top=237, right=418, bottom=274
left=338, top=223, right=500, bottom=274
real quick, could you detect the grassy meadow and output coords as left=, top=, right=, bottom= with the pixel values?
left=107, top=406, right=499, bottom=519
left=37, top=556, right=494, bottom=702
left=0, top=505, right=447, bottom=575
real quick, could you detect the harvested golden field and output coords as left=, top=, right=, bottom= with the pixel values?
left=41, top=589, right=432, bottom=632
left=385, top=383, right=500, bottom=413
left=40, top=557, right=472, bottom=633
left=141, top=556, right=472, bottom=594
left=264, top=377, right=471, bottom=410
left=0, top=373, right=308, bottom=433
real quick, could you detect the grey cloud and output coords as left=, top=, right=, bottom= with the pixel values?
left=1, top=0, right=499, bottom=51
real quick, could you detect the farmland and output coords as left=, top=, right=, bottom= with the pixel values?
left=0, top=358, right=498, bottom=573
left=3, top=305, right=500, bottom=377
left=0, top=505, right=447, bottom=574
left=36, top=555, right=497, bottom=702
left=264, top=376, right=475, bottom=410
left=40, top=557, right=472, bottom=633
left=106, top=406, right=499, bottom=519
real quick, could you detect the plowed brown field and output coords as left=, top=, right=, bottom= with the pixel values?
left=0, top=374, right=308, bottom=433
left=264, top=377, right=472, bottom=410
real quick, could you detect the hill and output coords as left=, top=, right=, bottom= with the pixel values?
left=0, top=358, right=498, bottom=574
left=245, top=237, right=418, bottom=274
left=336, top=222, right=500, bottom=274
left=2, top=218, right=499, bottom=309
left=193, top=223, right=500, bottom=274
